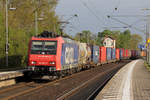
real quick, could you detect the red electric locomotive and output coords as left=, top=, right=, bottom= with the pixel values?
left=28, top=36, right=63, bottom=72
left=27, top=32, right=79, bottom=76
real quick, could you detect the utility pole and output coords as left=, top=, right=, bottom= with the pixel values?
left=5, top=0, right=8, bottom=66
left=5, top=0, right=16, bottom=66
left=146, top=23, right=149, bottom=62
left=35, top=9, right=38, bottom=35
left=34, top=0, right=39, bottom=35
left=142, top=9, right=150, bottom=64
left=147, top=16, right=150, bottom=64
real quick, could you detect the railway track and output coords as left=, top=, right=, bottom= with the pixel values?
left=86, top=66, right=121, bottom=100
left=56, top=62, right=124, bottom=100
left=0, top=81, right=44, bottom=100
left=0, top=66, right=94, bottom=100
left=0, top=60, right=130, bottom=100
left=0, top=82, right=34, bottom=95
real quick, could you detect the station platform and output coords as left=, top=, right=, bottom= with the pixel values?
left=95, top=59, right=150, bottom=100
left=0, top=70, right=24, bottom=81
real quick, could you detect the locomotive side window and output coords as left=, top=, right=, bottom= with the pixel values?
left=31, top=40, right=57, bottom=55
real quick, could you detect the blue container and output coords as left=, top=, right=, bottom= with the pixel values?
left=61, top=43, right=79, bottom=69
left=106, top=48, right=112, bottom=60
left=120, top=49, right=123, bottom=59
left=111, top=48, right=116, bottom=60
left=91, top=45, right=99, bottom=64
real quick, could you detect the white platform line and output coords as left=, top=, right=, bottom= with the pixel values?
left=122, top=60, right=138, bottom=100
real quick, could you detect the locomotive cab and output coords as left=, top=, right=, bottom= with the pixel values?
left=28, top=36, right=64, bottom=74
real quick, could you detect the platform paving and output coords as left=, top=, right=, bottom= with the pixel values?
left=0, top=70, right=24, bottom=81
left=95, top=59, right=150, bottom=100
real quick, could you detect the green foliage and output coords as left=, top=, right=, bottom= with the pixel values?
left=130, top=34, right=142, bottom=50
left=74, top=29, right=142, bottom=49
left=74, top=30, right=97, bottom=45
left=0, top=0, right=59, bottom=68
left=96, top=29, right=142, bottom=49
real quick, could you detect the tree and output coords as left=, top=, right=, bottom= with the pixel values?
left=0, top=0, right=59, bottom=67
left=74, top=30, right=96, bottom=44
left=130, top=34, right=142, bottom=50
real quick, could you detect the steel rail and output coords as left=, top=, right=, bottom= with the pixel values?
left=56, top=65, right=122, bottom=100
left=0, top=82, right=34, bottom=94
left=1, top=66, right=93, bottom=100
left=86, top=67, right=120, bottom=100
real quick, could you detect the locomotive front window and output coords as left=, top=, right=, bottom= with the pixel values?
left=31, top=41, right=43, bottom=50
left=31, top=40, right=57, bottom=55
left=44, top=42, right=56, bottom=50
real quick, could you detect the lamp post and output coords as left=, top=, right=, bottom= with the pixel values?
left=5, top=0, right=16, bottom=66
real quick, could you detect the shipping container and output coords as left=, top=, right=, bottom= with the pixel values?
left=87, top=45, right=92, bottom=62
left=141, top=50, right=146, bottom=57
left=120, top=48, right=123, bottom=59
left=91, top=45, right=99, bottom=64
left=124, top=49, right=126, bottom=58
left=137, top=50, right=141, bottom=57
left=107, top=48, right=112, bottom=61
left=61, top=43, right=79, bottom=70
left=78, top=43, right=89, bottom=65
left=116, top=48, right=120, bottom=60
left=111, top=48, right=116, bottom=60
left=128, top=50, right=131, bottom=58
left=131, top=50, right=138, bottom=59
left=131, top=50, right=135, bottom=57
left=99, top=47, right=106, bottom=64
left=124, top=49, right=128, bottom=58
left=122, top=48, right=125, bottom=58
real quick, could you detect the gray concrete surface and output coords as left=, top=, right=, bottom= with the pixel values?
left=0, top=70, right=24, bottom=81
left=95, top=59, right=150, bottom=100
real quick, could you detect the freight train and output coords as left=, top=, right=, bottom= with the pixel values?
left=27, top=32, right=143, bottom=76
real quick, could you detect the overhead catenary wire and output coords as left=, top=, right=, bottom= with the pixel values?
left=79, top=0, right=105, bottom=28
left=130, top=18, right=145, bottom=27
left=108, top=16, right=146, bottom=33
left=87, top=0, right=106, bottom=26
left=68, top=22, right=81, bottom=33
left=60, top=15, right=81, bottom=35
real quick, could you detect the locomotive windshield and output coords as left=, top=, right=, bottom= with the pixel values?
left=31, top=40, right=57, bottom=55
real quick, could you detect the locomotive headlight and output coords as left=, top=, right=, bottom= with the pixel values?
left=31, top=61, right=36, bottom=64
left=49, top=61, right=55, bottom=65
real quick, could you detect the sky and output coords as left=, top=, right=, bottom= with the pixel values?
left=55, top=0, right=150, bottom=39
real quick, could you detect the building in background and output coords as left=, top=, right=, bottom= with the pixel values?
left=103, top=36, right=116, bottom=48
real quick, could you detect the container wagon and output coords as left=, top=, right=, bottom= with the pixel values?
left=106, top=48, right=112, bottom=63
left=99, top=47, right=107, bottom=64
left=116, top=48, right=120, bottom=61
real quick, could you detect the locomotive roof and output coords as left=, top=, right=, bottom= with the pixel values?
left=31, top=36, right=77, bottom=44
